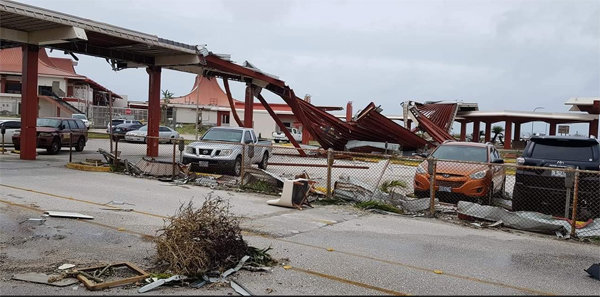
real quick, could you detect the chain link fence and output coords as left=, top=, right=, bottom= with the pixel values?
left=60, top=135, right=600, bottom=239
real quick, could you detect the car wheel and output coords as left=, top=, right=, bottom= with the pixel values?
left=232, top=156, right=242, bottom=176
left=47, top=138, right=61, bottom=154
left=274, top=139, right=280, bottom=143
left=494, top=178, right=506, bottom=198
left=258, top=152, right=268, bottom=170
left=14, top=144, right=20, bottom=151
left=75, top=137, right=85, bottom=152
left=170, top=136, right=176, bottom=144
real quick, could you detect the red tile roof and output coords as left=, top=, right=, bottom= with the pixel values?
left=0, top=47, right=84, bottom=79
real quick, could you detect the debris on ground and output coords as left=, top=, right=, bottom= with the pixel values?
left=457, top=201, right=600, bottom=237
left=104, top=200, right=135, bottom=206
left=12, top=272, right=79, bottom=287
left=58, top=264, right=76, bottom=270
left=154, top=196, right=248, bottom=277
left=242, top=168, right=284, bottom=189
left=18, top=218, right=46, bottom=225
left=138, top=274, right=186, bottom=293
left=73, top=262, right=150, bottom=291
left=585, top=263, right=600, bottom=281
left=43, top=211, right=94, bottom=220
left=135, top=157, right=182, bottom=177
left=267, top=178, right=313, bottom=210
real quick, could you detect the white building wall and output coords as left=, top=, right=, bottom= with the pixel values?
left=0, top=94, right=20, bottom=115
left=237, top=110, right=278, bottom=139
left=38, top=76, right=67, bottom=93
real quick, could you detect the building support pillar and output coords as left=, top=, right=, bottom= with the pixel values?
left=0, top=75, right=6, bottom=93
left=20, top=45, right=39, bottom=160
left=146, top=66, right=161, bottom=157
left=484, top=122, right=491, bottom=143
left=548, top=121, right=557, bottom=136
left=472, top=121, right=480, bottom=142
left=460, top=121, right=467, bottom=141
left=346, top=101, right=353, bottom=122
left=244, top=84, right=253, bottom=128
left=514, top=123, right=521, bottom=141
left=590, top=118, right=599, bottom=138
left=504, top=120, right=512, bottom=149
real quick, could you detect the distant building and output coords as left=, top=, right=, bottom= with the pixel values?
left=0, top=47, right=122, bottom=120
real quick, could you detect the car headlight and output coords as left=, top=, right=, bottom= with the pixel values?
left=217, top=149, right=232, bottom=156
left=470, top=170, right=487, bottom=179
left=39, top=132, right=53, bottom=137
left=416, top=165, right=426, bottom=174
left=185, top=147, right=195, bottom=154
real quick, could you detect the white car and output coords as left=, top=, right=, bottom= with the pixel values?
left=72, top=114, right=91, bottom=130
left=0, top=119, right=21, bottom=145
left=124, top=125, right=180, bottom=143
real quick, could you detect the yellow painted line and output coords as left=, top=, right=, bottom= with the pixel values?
left=0, top=184, right=555, bottom=295
left=0, top=198, right=154, bottom=239
left=289, top=266, right=408, bottom=295
left=66, top=162, right=111, bottom=172
left=0, top=198, right=407, bottom=295
left=0, top=183, right=168, bottom=220
left=276, top=238, right=555, bottom=296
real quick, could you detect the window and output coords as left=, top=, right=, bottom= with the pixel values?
left=202, top=128, right=242, bottom=142
left=67, top=120, right=78, bottom=129
left=243, top=131, right=252, bottom=143
left=221, top=114, right=230, bottom=125
left=159, top=126, right=171, bottom=132
left=75, top=120, right=85, bottom=129
left=432, top=145, right=488, bottom=162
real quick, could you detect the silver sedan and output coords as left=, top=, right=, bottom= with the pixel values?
left=124, top=125, right=180, bottom=143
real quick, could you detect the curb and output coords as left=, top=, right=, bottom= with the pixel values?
left=66, top=162, right=111, bottom=172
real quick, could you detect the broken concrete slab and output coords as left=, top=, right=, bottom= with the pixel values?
left=12, top=272, right=79, bottom=287
left=43, top=211, right=93, bottom=220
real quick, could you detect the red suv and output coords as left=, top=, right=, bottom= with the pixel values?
left=13, top=117, right=88, bottom=154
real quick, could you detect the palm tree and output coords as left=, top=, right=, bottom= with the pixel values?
left=491, top=125, right=504, bottom=143
left=161, top=89, right=174, bottom=103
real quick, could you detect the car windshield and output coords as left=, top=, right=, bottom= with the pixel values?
left=37, top=118, right=61, bottom=128
left=111, top=120, right=124, bottom=125
left=531, top=141, right=596, bottom=162
left=202, top=129, right=243, bottom=142
left=72, top=114, right=86, bottom=120
left=431, top=145, right=488, bottom=162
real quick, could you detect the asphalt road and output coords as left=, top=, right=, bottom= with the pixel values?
left=1, top=143, right=598, bottom=295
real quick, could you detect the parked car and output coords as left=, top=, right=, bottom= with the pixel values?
left=12, top=117, right=88, bottom=154
left=0, top=119, right=21, bottom=145
left=124, top=125, right=180, bottom=143
left=111, top=122, right=144, bottom=141
left=182, top=127, right=272, bottom=176
left=107, top=119, right=143, bottom=133
left=413, top=141, right=506, bottom=204
left=71, top=113, right=91, bottom=130
left=272, top=127, right=302, bottom=143
left=512, top=136, right=600, bottom=219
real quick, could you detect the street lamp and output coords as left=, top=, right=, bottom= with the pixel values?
left=531, top=107, right=544, bottom=137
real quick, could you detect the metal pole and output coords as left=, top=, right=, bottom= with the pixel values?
left=326, top=148, right=334, bottom=198
left=570, top=170, right=580, bottom=237
left=108, top=92, right=113, bottom=153
left=172, top=140, right=176, bottom=180
left=240, top=143, right=246, bottom=180
left=1, top=133, right=4, bottom=154
left=372, top=157, right=391, bottom=200
left=69, top=132, right=72, bottom=163
left=564, top=188, right=571, bottom=219
left=195, top=87, right=200, bottom=140
left=428, top=158, right=437, bottom=216
left=113, top=137, right=118, bottom=168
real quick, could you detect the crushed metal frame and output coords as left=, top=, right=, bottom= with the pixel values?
left=74, top=262, right=150, bottom=291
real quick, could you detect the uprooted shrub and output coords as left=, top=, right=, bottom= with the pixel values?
left=154, top=195, right=248, bottom=276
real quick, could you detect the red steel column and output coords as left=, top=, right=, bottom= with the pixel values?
left=460, top=121, right=467, bottom=141
left=0, top=75, right=6, bottom=93
left=406, top=119, right=412, bottom=130
left=20, top=45, right=39, bottom=160
left=504, top=120, right=513, bottom=149
left=244, top=84, right=253, bottom=128
left=346, top=101, right=353, bottom=122
left=548, top=121, right=557, bottom=136
left=484, top=122, right=491, bottom=142
left=514, top=123, right=521, bottom=141
left=146, top=66, right=161, bottom=157
left=472, top=121, right=480, bottom=142
left=590, top=118, right=599, bottom=138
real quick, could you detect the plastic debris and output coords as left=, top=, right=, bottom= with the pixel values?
left=12, top=272, right=79, bottom=287
left=230, top=280, right=253, bottom=296
left=138, top=275, right=185, bottom=293
left=585, top=263, right=600, bottom=280
left=58, top=264, right=75, bottom=270
left=43, top=211, right=93, bottom=220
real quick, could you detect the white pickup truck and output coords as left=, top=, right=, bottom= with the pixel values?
left=182, top=127, right=272, bottom=176
left=272, top=127, right=302, bottom=143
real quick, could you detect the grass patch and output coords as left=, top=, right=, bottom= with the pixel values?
left=175, top=124, right=209, bottom=136
left=242, top=180, right=279, bottom=194
left=380, top=180, right=407, bottom=193
left=355, top=200, right=403, bottom=214
left=88, top=132, right=110, bottom=139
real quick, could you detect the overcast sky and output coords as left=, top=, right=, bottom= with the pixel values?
left=19, top=0, right=600, bottom=135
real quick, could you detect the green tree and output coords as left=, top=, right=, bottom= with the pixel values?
left=161, top=89, right=174, bottom=102
left=491, top=125, right=504, bottom=143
